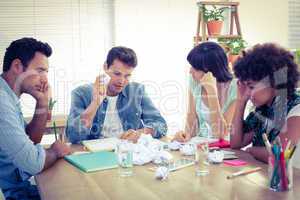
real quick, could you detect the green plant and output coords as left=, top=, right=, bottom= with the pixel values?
left=203, top=5, right=228, bottom=22
left=218, top=38, right=247, bottom=55
left=294, top=49, right=300, bottom=65
left=48, top=98, right=57, bottom=111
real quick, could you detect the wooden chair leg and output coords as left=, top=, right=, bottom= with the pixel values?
left=230, top=7, right=235, bottom=35
left=234, top=6, right=242, bottom=36
left=195, top=8, right=202, bottom=45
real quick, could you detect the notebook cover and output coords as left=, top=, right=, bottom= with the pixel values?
left=65, top=151, right=118, bottom=173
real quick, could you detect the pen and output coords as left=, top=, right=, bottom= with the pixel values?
left=284, top=140, right=292, bottom=159
left=288, top=145, right=297, bottom=159
left=227, top=167, right=262, bottom=179
left=275, top=136, right=282, bottom=148
left=53, top=121, right=58, bottom=141
left=285, top=139, right=291, bottom=151
left=271, top=144, right=280, bottom=187
left=262, top=133, right=272, bottom=154
left=279, top=151, right=288, bottom=190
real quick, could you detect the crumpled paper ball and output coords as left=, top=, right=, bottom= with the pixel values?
left=208, top=150, right=224, bottom=164
left=132, top=144, right=154, bottom=165
left=153, top=150, right=173, bottom=164
left=155, top=166, right=169, bottom=180
left=180, top=143, right=196, bottom=156
left=131, top=135, right=168, bottom=165
left=168, top=141, right=182, bottom=151
left=137, top=134, right=153, bottom=147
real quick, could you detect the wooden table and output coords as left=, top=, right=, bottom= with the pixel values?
left=35, top=147, right=300, bottom=200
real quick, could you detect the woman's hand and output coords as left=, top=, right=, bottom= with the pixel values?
left=120, top=129, right=141, bottom=143
left=237, top=80, right=250, bottom=103
left=199, top=72, right=217, bottom=95
left=173, top=131, right=191, bottom=143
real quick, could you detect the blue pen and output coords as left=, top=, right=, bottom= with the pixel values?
left=271, top=144, right=280, bottom=189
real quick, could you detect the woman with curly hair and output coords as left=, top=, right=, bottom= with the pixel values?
left=173, top=42, right=237, bottom=142
left=231, top=43, right=300, bottom=163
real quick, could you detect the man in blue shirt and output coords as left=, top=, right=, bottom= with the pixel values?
left=0, top=38, right=71, bottom=199
left=66, top=46, right=167, bottom=144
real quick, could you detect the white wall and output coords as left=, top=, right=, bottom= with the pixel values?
left=114, top=0, right=289, bottom=135
left=0, top=0, right=290, bottom=135
left=239, top=0, right=289, bottom=47
left=115, top=0, right=198, bottom=134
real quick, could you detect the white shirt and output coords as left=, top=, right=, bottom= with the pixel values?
left=102, top=96, right=124, bottom=138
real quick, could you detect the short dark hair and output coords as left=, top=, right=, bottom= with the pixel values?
left=233, top=43, right=299, bottom=98
left=187, top=41, right=232, bottom=82
left=106, top=46, right=137, bottom=68
left=2, top=37, right=52, bottom=72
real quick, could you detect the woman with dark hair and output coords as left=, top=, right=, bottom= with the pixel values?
left=231, top=43, right=300, bottom=163
left=173, top=41, right=237, bottom=142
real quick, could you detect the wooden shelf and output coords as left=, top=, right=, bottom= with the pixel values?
left=197, top=1, right=239, bottom=6
left=194, top=1, right=242, bottom=45
left=194, top=34, right=241, bottom=41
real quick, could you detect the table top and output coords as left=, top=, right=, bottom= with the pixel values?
left=25, top=115, right=67, bottom=128
left=35, top=146, right=300, bottom=200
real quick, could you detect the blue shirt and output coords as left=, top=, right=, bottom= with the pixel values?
left=0, top=76, right=45, bottom=199
left=66, top=82, right=168, bottom=143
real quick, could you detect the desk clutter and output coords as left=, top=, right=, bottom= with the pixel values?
left=65, top=135, right=260, bottom=181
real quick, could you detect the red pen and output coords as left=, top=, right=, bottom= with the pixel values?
left=280, top=151, right=288, bottom=190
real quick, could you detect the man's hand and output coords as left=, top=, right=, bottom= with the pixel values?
left=120, top=129, right=141, bottom=143
left=173, top=131, right=191, bottom=143
left=43, top=141, right=72, bottom=171
left=50, top=141, right=72, bottom=158
left=30, top=82, right=50, bottom=107
left=92, top=75, right=107, bottom=106
left=80, top=75, right=108, bottom=129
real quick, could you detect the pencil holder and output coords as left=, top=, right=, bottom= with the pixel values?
left=268, top=155, right=293, bottom=191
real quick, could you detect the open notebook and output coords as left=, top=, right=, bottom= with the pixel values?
left=81, top=137, right=120, bottom=152
left=65, top=151, right=118, bottom=173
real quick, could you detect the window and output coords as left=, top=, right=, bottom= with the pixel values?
left=0, top=0, right=114, bottom=116
left=289, top=0, right=300, bottom=48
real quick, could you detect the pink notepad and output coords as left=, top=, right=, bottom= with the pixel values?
left=223, top=160, right=248, bottom=166
left=209, top=139, right=230, bottom=148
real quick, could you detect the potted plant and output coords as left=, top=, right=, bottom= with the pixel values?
left=48, top=98, right=57, bottom=121
left=203, top=5, right=228, bottom=36
left=294, top=49, right=300, bottom=65
left=218, top=37, right=247, bottom=64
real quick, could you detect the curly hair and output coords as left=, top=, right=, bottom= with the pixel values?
left=187, top=41, right=232, bottom=82
left=234, top=43, right=299, bottom=98
left=3, top=37, right=52, bottom=72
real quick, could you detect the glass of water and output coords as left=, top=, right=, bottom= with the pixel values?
left=195, top=141, right=209, bottom=176
left=116, top=140, right=133, bottom=177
